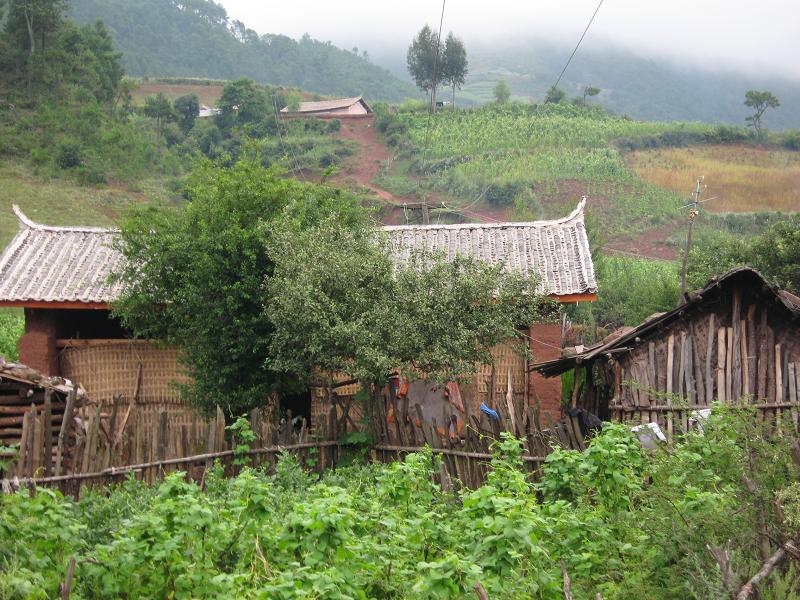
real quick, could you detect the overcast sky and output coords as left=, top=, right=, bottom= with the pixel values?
left=219, top=0, right=800, bottom=80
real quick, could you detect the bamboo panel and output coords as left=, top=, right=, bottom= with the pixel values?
left=59, top=341, right=190, bottom=405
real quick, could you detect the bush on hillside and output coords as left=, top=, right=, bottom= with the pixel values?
left=56, top=142, right=84, bottom=169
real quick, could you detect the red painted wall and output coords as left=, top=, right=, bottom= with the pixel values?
left=529, top=322, right=563, bottom=421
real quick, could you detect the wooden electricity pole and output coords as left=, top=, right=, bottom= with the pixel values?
left=679, top=176, right=703, bottom=304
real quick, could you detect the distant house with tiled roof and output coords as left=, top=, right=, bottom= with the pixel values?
left=0, top=201, right=595, bottom=421
left=280, top=96, right=373, bottom=119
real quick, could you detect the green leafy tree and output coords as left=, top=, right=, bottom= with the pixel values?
left=142, top=92, right=175, bottom=141
left=112, top=155, right=367, bottom=415
left=215, top=77, right=270, bottom=133
left=687, top=216, right=800, bottom=293
left=173, top=93, right=199, bottom=133
left=582, top=85, right=600, bottom=106
left=493, top=80, right=510, bottom=104
left=545, top=85, right=566, bottom=104
left=265, top=220, right=551, bottom=405
left=442, top=32, right=467, bottom=108
left=3, top=0, right=67, bottom=94
left=744, top=89, right=779, bottom=142
left=407, top=25, right=444, bottom=111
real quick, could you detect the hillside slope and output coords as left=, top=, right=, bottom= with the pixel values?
left=69, top=0, right=418, bottom=102
left=370, top=40, right=800, bottom=129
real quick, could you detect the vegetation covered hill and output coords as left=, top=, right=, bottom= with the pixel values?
left=68, top=0, right=418, bottom=102
left=372, top=39, right=800, bottom=129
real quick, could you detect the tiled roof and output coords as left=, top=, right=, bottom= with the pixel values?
left=280, top=96, right=370, bottom=113
left=384, top=200, right=596, bottom=297
left=0, top=200, right=595, bottom=305
left=0, top=206, right=124, bottom=304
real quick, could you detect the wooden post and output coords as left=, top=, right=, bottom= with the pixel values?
left=16, top=408, right=30, bottom=478
left=32, top=405, right=43, bottom=476
left=666, top=334, right=675, bottom=398
left=731, top=290, right=742, bottom=401
left=725, top=327, right=733, bottom=402
left=705, top=314, right=715, bottom=403
left=757, top=310, right=768, bottom=399
left=81, top=405, right=101, bottom=474
left=43, top=390, right=53, bottom=476
left=741, top=319, right=750, bottom=398
left=776, top=345, right=783, bottom=403
left=55, top=389, right=77, bottom=476
left=215, top=406, right=225, bottom=453
left=717, top=328, right=726, bottom=402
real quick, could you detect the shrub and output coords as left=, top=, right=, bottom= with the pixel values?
left=55, top=141, right=83, bottom=169
left=76, top=164, right=107, bottom=185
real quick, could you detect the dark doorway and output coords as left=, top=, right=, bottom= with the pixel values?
left=279, top=390, right=312, bottom=427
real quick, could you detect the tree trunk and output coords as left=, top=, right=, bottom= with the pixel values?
left=24, top=6, right=35, bottom=93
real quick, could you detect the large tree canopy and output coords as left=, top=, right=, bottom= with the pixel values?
left=112, top=156, right=367, bottom=415
left=265, top=220, right=551, bottom=390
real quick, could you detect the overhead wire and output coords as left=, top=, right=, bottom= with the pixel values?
left=435, top=0, right=607, bottom=225
left=271, top=95, right=303, bottom=175
left=551, top=0, right=606, bottom=92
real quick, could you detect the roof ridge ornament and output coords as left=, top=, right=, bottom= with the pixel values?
left=383, top=197, right=587, bottom=231
left=12, top=204, right=118, bottom=234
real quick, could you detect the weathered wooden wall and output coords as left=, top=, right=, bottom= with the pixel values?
left=604, top=286, right=800, bottom=437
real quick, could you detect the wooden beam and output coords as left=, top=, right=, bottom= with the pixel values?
left=550, top=292, right=598, bottom=304
left=0, top=300, right=110, bottom=310
left=56, top=339, right=154, bottom=348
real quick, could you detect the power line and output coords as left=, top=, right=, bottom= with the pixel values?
left=442, top=1, right=607, bottom=225
left=551, top=0, right=605, bottom=91
left=416, top=0, right=448, bottom=224
left=270, top=95, right=303, bottom=175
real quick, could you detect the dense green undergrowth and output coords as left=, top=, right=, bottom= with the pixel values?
left=2, top=411, right=799, bottom=599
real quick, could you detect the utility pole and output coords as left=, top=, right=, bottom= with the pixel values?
left=678, top=176, right=703, bottom=304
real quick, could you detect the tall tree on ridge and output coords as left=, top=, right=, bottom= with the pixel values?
left=442, top=32, right=467, bottom=109
left=582, top=85, right=600, bottom=106
left=407, top=25, right=443, bottom=112
left=744, top=90, right=779, bottom=143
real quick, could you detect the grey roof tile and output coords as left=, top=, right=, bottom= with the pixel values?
left=384, top=200, right=596, bottom=297
left=0, top=200, right=596, bottom=304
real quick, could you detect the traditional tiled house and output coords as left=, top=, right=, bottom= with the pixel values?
left=280, top=96, right=373, bottom=119
left=0, top=201, right=596, bottom=422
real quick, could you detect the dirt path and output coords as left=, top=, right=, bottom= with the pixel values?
left=335, top=119, right=409, bottom=208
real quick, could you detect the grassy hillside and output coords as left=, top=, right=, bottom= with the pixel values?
left=69, top=0, right=419, bottom=102
left=0, top=162, right=177, bottom=246
left=376, top=103, right=746, bottom=241
left=130, top=79, right=226, bottom=107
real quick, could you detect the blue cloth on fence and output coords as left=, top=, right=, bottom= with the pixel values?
left=479, top=403, right=500, bottom=421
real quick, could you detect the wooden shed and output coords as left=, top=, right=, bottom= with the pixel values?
left=280, top=96, right=373, bottom=119
left=533, top=268, right=800, bottom=437
left=0, top=359, right=85, bottom=477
